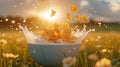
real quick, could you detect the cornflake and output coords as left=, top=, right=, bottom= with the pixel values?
left=51, top=9, right=56, bottom=17
left=79, top=15, right=89, bottom=23
left=40, top=0, right=46, bottom=2
left=74, top=15, right=80, bottom=20
left=70, top=5, right=78, bottom=12
left=41, top=23, right=77, bottom=44
left=66, top=13, right=72, bottom=21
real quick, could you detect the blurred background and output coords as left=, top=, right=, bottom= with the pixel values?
left=0, top=0, right=120, bottom=67
left=0, top=0, right=120, bottom=32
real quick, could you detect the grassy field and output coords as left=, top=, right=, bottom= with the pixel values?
left=0, top=24, right=120, bottom=67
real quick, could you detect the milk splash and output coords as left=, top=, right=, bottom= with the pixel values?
left=74, top=25, right=95, bottom=44
left=19, top=25, right=49, bottom=44
left=19, top=25, right=95, bottom=45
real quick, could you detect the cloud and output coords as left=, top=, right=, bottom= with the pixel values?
left=80, top=0, right=89, bottom=7
left=101, top=0, right=120, bottom=12
left=110, top=2, right=120, bottom=12
left=79, top=0, right=120, bottom=22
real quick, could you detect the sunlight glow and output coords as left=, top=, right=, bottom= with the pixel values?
left=38, top=8, right=59, bottom=22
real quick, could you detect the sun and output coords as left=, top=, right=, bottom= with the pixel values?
left=37, top=9, right=59, bottom=22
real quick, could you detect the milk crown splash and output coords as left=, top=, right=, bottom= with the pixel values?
left=19, top=25, right=49, bottom=44
left=19, top=25, right=95, bottom=45
left=74, top=25, right=95, bottom=44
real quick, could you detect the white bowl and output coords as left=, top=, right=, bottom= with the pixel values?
left=28, top=44, right=80, bottom=67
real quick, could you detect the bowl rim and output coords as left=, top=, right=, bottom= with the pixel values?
left=28, top=43, right=80, bottom=46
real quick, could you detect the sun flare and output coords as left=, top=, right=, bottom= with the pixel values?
left=37, top=9, right=59, bottom=22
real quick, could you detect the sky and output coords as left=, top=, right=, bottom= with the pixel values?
left=0, top=0, right=120, bottom=22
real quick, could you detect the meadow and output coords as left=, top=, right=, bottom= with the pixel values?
left=0, top=24, right=120, bottom=67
